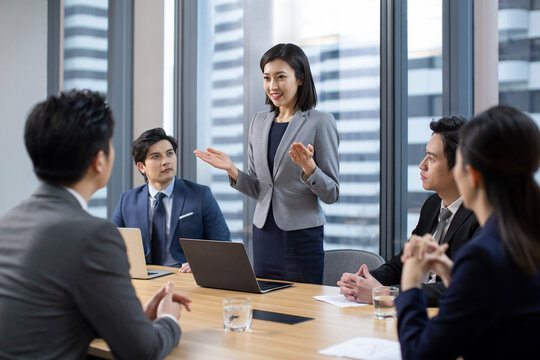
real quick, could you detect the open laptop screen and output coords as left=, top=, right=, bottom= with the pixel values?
left=117, top=227, right=172, bottom=279
left=180, top=238, right=293, bottom=293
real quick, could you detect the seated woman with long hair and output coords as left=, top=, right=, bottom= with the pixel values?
left=396, top=105, right=540, bottom=359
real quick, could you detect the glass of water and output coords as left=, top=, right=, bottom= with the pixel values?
left=223, top=297, right=252, bottom=332
left=372, top=286, right=399, bottom=320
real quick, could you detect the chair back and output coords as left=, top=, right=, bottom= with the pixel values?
left=322, top=249, right=385, bottom=286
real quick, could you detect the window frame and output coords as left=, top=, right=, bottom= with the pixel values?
left=174, top=0, right=474, bottom=260
left=47, top=0, right=133, bottom=218
left=47, top=0, right=475, bottom=260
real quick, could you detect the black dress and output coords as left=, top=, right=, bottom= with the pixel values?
left=252, top=121, right=324, bottom=284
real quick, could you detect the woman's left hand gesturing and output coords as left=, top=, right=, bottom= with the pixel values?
left=289, top=142, right=316, bottom=177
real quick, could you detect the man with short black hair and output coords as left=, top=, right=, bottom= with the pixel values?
left=339, top=116, right=479, bottom=306
left=112, top=128, right=230, bottom=271
left=0, top=90, right=190, bottom=359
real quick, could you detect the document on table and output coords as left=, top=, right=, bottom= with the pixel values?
left=313, top=294, right=368, bottom=308
left=319, top=337, right=402, bottom=360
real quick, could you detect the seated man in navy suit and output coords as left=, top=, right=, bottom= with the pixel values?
left=338, top=116, right=479, bottom=306
left=112, top=128, right=230, bottom=272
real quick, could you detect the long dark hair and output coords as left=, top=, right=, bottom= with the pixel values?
left=259, top=43, right=317, bottom=114
left=460, top=105, right=540, bottom=275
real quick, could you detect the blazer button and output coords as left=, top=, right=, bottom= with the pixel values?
left=312, top=181, right=316, bottom=185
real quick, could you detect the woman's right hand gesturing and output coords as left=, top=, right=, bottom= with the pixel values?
left=193, top=147, right=239, bottom=180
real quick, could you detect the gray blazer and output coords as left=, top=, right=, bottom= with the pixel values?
left=0, top=183, right=180, bottom=359
left=231, top=109, right=339, bottom=230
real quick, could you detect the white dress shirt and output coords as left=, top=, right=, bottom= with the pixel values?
left=433, top=197, right=463, bottom=241
left=63, top=186, right=88, bottom=212
left=427, top=196, right=463, bottom=283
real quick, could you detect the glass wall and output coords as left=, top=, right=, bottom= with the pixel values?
left=498, top=0, right=540, bottom=182
left=196, top=0, right=245, bottom=243
left=63, top=0, right=109, bottom=218
left=196, top=0, right=381, bottom=252
left=406, top=0, right=443, bottom=236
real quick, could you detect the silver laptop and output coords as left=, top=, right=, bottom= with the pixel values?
left=118, top=227, right=173, bottom=279
left=180, top=238, right=293, bottom=293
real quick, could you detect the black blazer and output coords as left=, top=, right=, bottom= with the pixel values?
left=396, top=215, right=540, bottom=359
left=371, top=193, right=479, bottom=306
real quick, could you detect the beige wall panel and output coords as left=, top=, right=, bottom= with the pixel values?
left=0, top=0, right=46, bottom=215
left=474, top=0, right=499, bottom=113
left=133, top=0, right=165, bottom=187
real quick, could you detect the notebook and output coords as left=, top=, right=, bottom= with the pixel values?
left=117, top=227, right=173, bottom=279
left=180, top=238, right=293, bottom=293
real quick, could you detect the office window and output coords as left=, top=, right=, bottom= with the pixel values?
left=62, top=0, right=109, bottom=218
left=406, top=0, right=443, bottom=236
left=195, top=0, right=381, bottom=252
left=196, top=0, right=245, bottom=243
left=498, top=0, right=540, bottom=182
left=163, top=0, right=175, bottom=134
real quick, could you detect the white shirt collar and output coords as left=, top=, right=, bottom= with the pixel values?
left=441, top=196, right=463, bottom=214
left=148, top=178, right=175, bottom=199
left=63, top=186, right=88, bottom=211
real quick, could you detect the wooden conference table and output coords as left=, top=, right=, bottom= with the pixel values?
left=89, top=266, right=432, bottom=359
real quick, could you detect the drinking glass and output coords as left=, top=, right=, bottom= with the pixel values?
left=223, top=297, right=252, bottom=332
left=372, top=286, right=399, bottom=320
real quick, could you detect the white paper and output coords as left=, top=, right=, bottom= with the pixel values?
left=319, top=337, right=402, bottom=360
left=313, top=294, right=368, bottom=308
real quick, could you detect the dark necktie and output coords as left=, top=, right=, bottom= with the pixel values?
left=151, top=192, right=167, bottom=265
left=424, top=207, right=453, bottom=283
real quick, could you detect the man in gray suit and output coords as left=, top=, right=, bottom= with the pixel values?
left=0, top=90, right=191, bottom=359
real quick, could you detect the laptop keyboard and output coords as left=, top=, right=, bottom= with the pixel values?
left=257, top=280, right=284, bottom=291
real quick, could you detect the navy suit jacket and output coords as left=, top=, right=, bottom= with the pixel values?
left=112, top=178, right=230, bottom=264
left=396, top=215, right=540, bottom=360
left=371, top=193, right=479, bottom=306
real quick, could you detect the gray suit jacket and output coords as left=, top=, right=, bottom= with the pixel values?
left=231, top=109, right=339, bottom=230
left=0, top=183, right=180, bottom=359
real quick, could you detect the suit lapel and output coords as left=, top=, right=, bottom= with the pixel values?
left=424, top=196, right=440, bottom=235
left=136, top=185, right=151, bottom=250
left=258, top=112, right=275, bottom=181
left=169, top=179, right=186, bottom=243
left=441, top=204, right=472, bottom=245
left=272, top=110, right=307, bottom=177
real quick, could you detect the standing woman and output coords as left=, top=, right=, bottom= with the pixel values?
left=194, top=43, right=339, bottom=284
left=397, top=105, right=540, bottom=359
